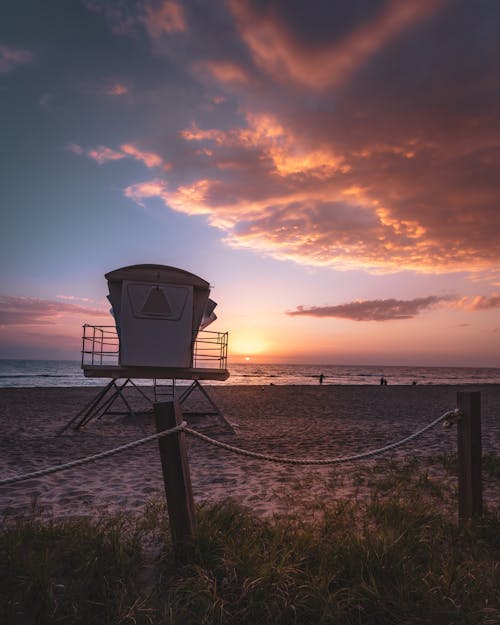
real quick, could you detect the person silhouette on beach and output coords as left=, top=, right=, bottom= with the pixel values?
left=319, top=373, right=324, bottom=385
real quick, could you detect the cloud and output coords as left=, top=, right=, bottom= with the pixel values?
left=286, top=292, right=500, bottom=323
left=120, top=144, right=163, bottom=168
left=66, top=143, right=125, bottom=164
left=66, top=143, right=84, bottom=156
left=83, top=0, right=186, bottom=38
left=453, top=293, right=500, bottom=311
left=68, top=143, right=164, bottom=168
left=0, top=45, right=34, bottom=73
left=56, top=294, right=93, bottom=303
left=87, top=145, right=126, bottom=164
left=76, top=80, right=130, bottom=98
left=469, top=293, right=500, bottom=311
left=196, top=60, right=251, bottom=85
left=0, top=295, right=109, bottom=326
left=102, top=82, right=128, bottom=96
left=127, top=110, right=489, bottom=272
left=287, top=295, right=453, bottom=321
left=88, top=0, right=500, bottom=276
left=125, top=180, right=170, bottom=208
left=143, top=1, right=186, bottom=37
left=181, top=112, right=346, bottom=177
left=228, top=0, right=445, bottom=89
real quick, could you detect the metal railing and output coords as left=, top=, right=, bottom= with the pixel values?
left=193, top=330, right=228, bottom=369
left=81, top=324, right=228, bottom=369
left=81, top=325, right=120, bottom=366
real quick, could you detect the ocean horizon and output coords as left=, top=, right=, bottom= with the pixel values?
left=1, top=358, right=500, bottom=388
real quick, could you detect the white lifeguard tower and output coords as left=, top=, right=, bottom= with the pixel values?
left=63, top=264, right=231, bottom=431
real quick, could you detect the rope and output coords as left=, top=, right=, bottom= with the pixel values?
left=184, top=409, right=459, bottom=466
left=0, top=422, right=187, bottom=486
left=0, top=408, right=459, bottom=486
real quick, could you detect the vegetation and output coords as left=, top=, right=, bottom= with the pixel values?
left=1, top=460, right=499, bottom=625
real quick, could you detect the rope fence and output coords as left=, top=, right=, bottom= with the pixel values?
left=0, top=422, right=186, bottom=487
left=0, top=408, right=459, bottom=486
left=184, top=408, right=459, bottom=465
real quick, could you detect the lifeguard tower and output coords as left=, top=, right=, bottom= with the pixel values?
left=63, top=264, right=231, bottom=431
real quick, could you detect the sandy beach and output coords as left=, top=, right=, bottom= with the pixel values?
left=1, top=384, right=499, bottom=520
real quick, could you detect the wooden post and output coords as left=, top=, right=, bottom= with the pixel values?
left=456, top=391, right=482, bottom=521
left=154, top=400, right=196, bottom=560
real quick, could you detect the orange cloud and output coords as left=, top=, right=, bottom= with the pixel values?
left=469, top=294, right=500, bottom=310
left=124, top=179, right=168, bottom=207
left=143, top=1, right=186, bottom=37
left=125, top=176, right=391, bottom=268
left=129, top=114, right=463, bottom=272
left=228, top=0, right=445, bottom=89
left=103, top=82, right=128, bottom=96
left=125, top=179, right=218, bottom=217
left=83, top=0, right=500, bottom=277
left=68, top=143, right=163, bottom=168
left=181, top=113, right=345, bottom=178
left=124, top=97, right=500, bottom=273
left=198, top=60, right=251, bottom=85
left=87, top=145, right=126, bottom=164
left=121, top=144, right=163, bottom=167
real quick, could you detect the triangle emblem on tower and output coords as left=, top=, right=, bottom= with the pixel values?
left=141, top=287, right=172, bottom=316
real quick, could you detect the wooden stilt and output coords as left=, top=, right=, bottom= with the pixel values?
left=179, top=379, right=235, bottom=432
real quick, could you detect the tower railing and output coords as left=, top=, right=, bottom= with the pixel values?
left=80, top=324, right=228, bottom=370
left=193, top=329, right=228, bottom=369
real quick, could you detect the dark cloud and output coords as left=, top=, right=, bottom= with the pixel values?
left=0, top=45, right=34, bottom=73
left=228, top=0, right=444, bottom=89
left=0, top=296, right=109, bottom=326
left=248, top=0, right=389, bottom=48
left=287, top=295, right=453, bottom=321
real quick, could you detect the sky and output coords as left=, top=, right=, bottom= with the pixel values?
left=1, top=0, right=499, bottom=366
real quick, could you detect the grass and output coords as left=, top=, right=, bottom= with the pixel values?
left=0, top=513, right=153, bottom=625
left=432, top=451, right=500, bottom=482
left=1, top=460, right=499, bottom=625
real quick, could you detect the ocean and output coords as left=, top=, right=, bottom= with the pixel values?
left=1, top=359, right=500, bottom=388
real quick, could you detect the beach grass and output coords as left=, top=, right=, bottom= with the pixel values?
left=1, top=458, right=499, bottom=625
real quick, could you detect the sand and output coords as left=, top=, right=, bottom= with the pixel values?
left=1, top=384, right=499, bottom=521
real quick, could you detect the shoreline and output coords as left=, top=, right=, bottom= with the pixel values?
left=1, top=385, right=499, bottom=521
left=4, top=376, right=500, bottom=392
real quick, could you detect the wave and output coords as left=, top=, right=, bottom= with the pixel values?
left=0, top=373, right=75, bottom=379
left=1, top=359, right=500, bottom=387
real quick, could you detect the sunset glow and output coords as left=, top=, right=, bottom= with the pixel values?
left=230, top=333, right=270, bottom=358
left=1, top=1, right=499, bottom=366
